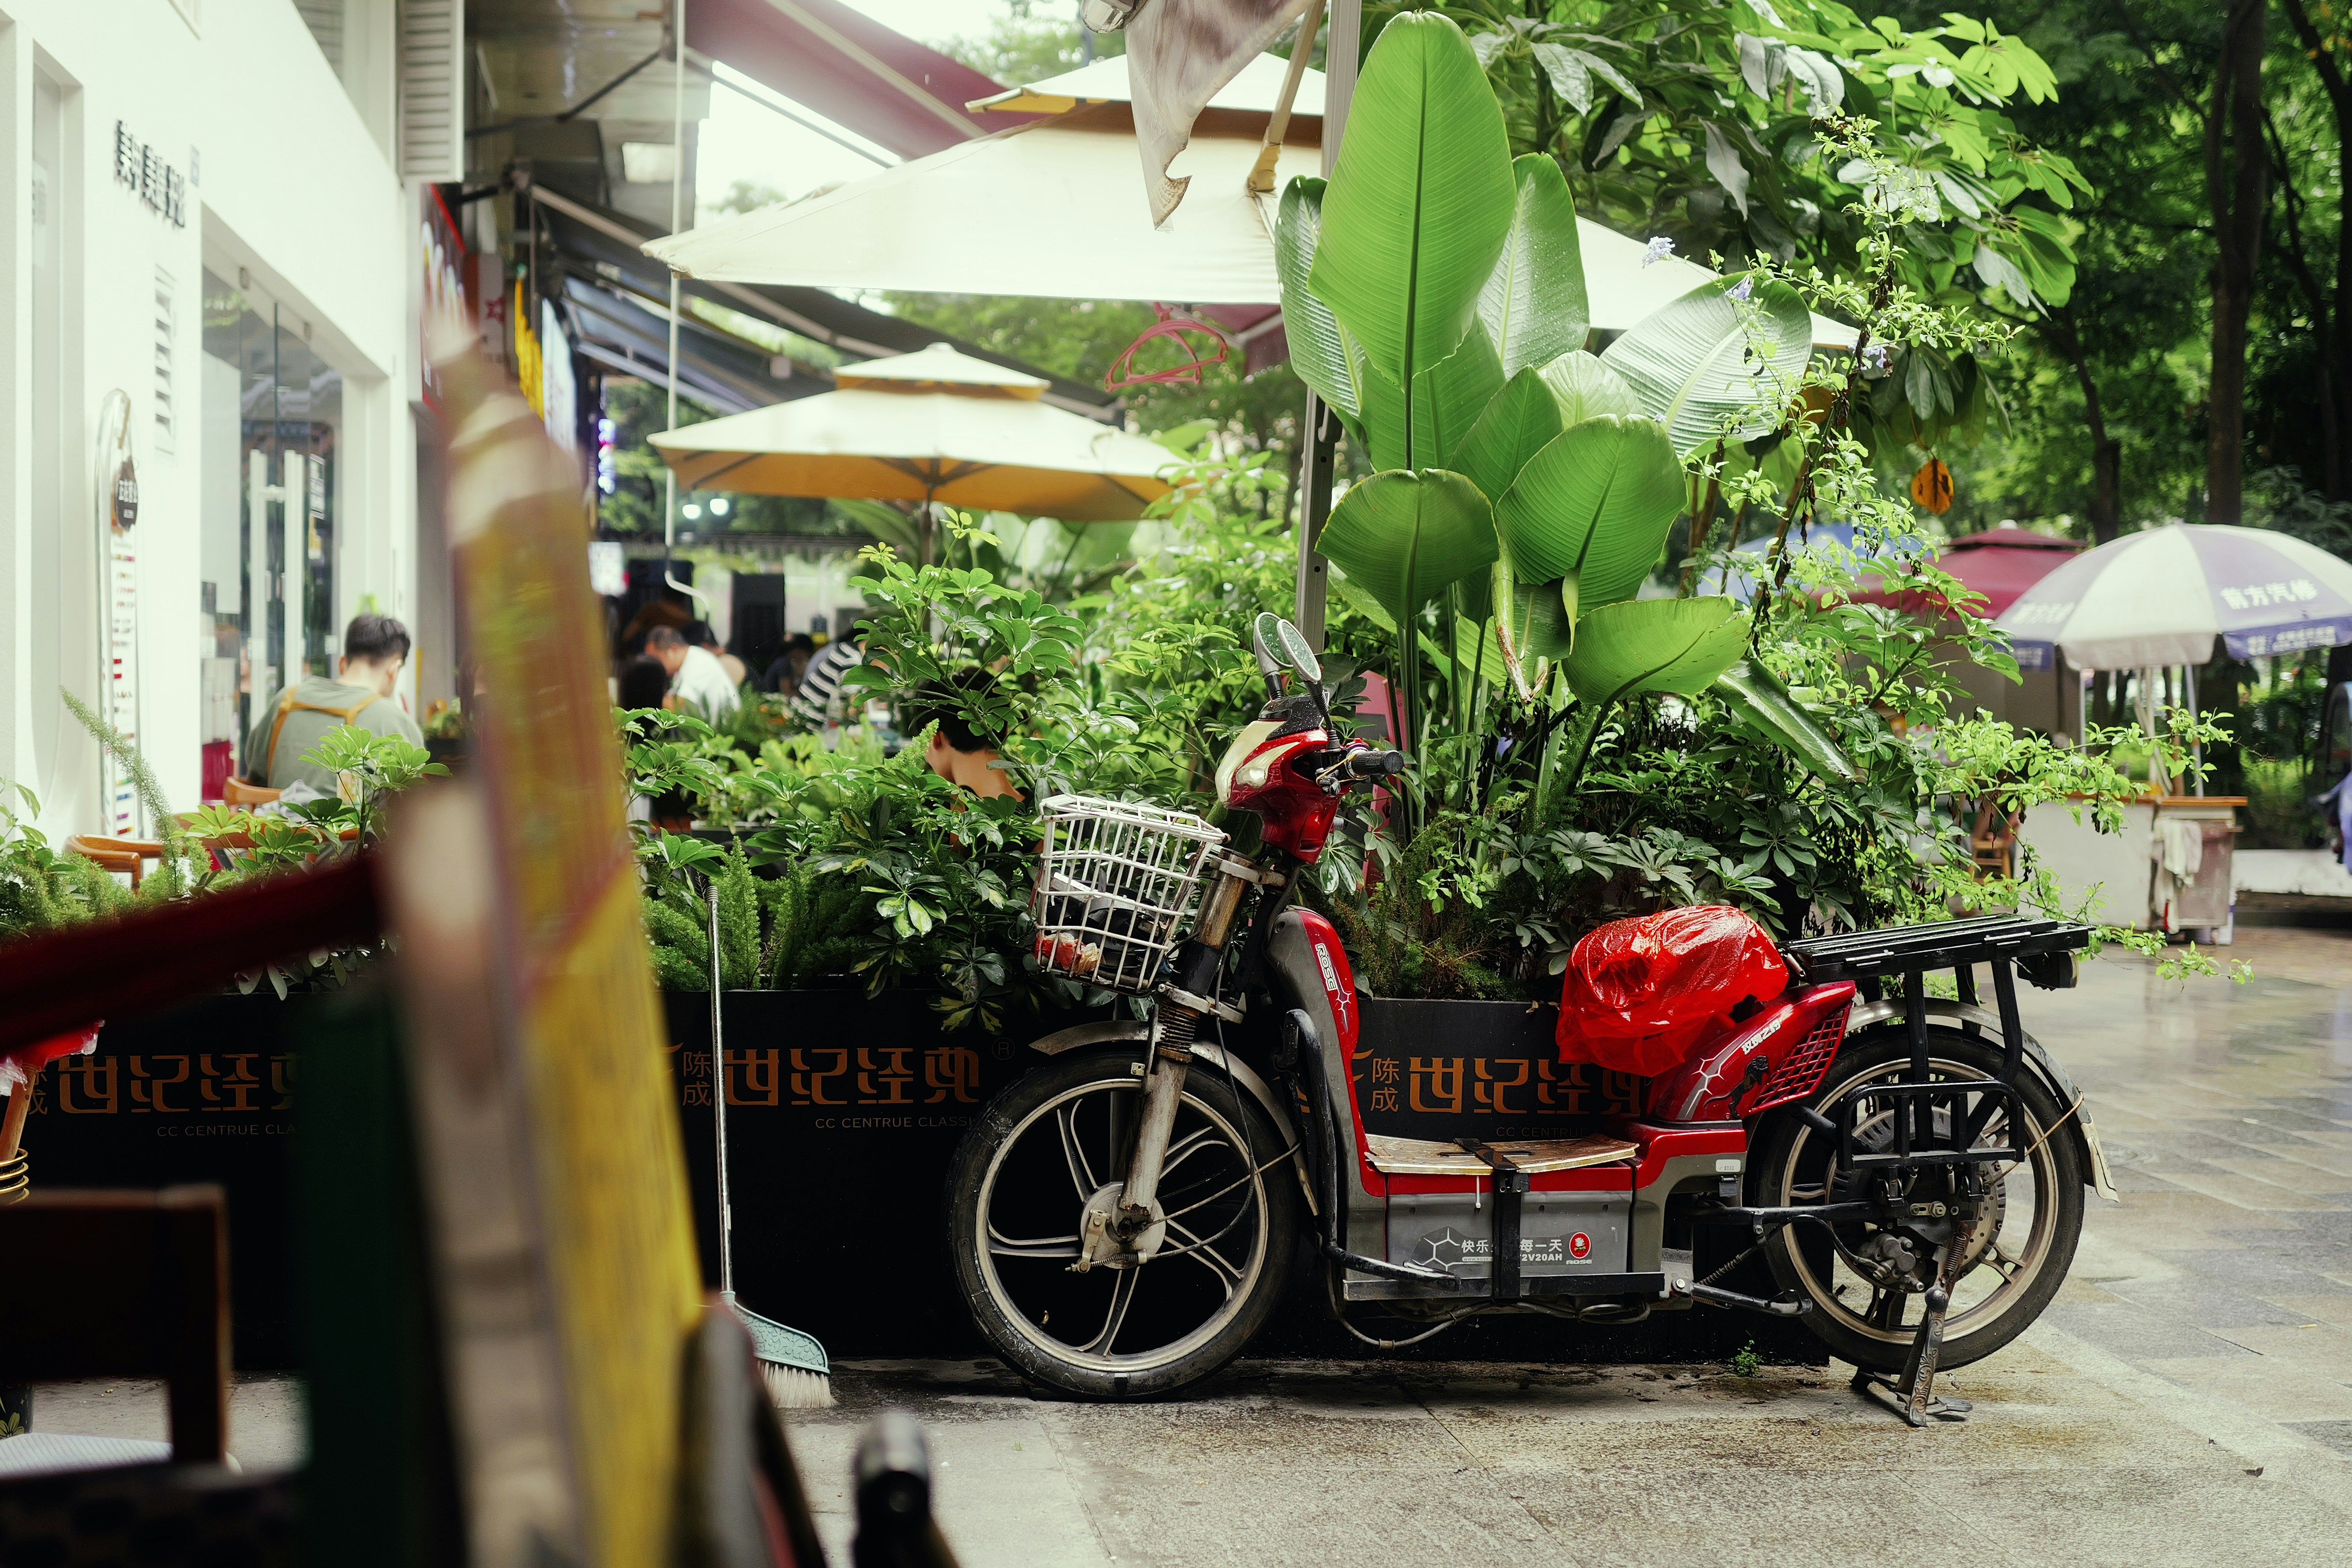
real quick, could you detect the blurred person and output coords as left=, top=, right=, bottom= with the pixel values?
left=899, top=676, right=1021, bottom=800
left=616, top=654, right=671, bottom=712
left=619, top=596, right=691, bottom=658
left=244, top=613, right=425, bottom=793
left=789, top=635, right=866, bottom=728
left=690, top=619, right=749, bottom=689
left=618, top=655, right=694, bottom=828
left=763, top=633, right=817, bottom=696
left=644, top=625, right=740, bottom=719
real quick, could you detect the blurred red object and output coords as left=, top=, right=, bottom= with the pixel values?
left=1850, top=526, right=2081, bottom=620
left=1104, top=304, right=1230, bottom=390
left=0, top=1024, right=102, bottom=1094
left=1559, top=906, right=1788, bottom=1076
left=200, top=740, right=234, bottom=805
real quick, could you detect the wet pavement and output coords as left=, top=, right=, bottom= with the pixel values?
left=24, top=928, right=2352, bottom=1564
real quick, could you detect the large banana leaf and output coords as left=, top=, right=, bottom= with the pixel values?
left=1455, top=351, right=1640, bottom=506
left=1314, top=470, right=1499, bottom=629
left=1357, top=327, right=1503, bottom=472
left=1479, top=155, right=1589, bottom=378
left=1562, top=597, right=1752, bottom=705
left=1451, top=613, right=1507, bottom=686
left=1538, top=351, right=1640, bottom=422
left=1598, top=277, right=1813, bottom=457
left=1417, top=328, right=1505, bottom=470
left=1490, top=553, right=1576, bottom=697
left=1308, top=12, right=1516, bottom=395
left=1715, top=659, right=1861, bottom=781
left=1493, top=415, right=1685, bottom=604
left=1275, top=177, right=1364, bottom=424
left=1455, top=365, right=1564, bottom=506
left=1356, top=361, right=1409, bottom=473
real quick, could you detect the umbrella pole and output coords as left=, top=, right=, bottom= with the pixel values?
left=1293, top=395, right=1338, bottom=652
left=1292, top=0, right=1361, bottom=655
left=660, top=0, right=706, bottom=617
left=2186, top=662, right=2204, bottom=795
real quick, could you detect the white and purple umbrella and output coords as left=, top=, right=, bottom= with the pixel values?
left=1996, top=524, right=2352, bottom=671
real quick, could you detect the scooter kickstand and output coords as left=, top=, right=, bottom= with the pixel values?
left=1853, top=1250, right=1972, bottom=1425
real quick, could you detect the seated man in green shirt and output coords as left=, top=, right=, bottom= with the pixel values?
left=242, top=613, right=426, bottom=794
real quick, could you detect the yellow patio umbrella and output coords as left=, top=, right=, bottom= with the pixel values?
left=647, top=344, right=1179, bottom=558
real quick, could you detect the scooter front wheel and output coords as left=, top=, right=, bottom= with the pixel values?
left=945, top=1042, right=1301, bottom=1399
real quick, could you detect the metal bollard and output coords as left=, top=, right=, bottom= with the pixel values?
left=852, top=1412, right=960, bottom=1568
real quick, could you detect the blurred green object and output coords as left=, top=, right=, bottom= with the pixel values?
left=293, top=983, right=464, bottom=1565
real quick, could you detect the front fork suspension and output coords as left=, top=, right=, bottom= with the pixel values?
left=1079, top=865, right=1257, bottom=1268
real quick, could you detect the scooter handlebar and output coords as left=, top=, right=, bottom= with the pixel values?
left=1341, top=747, right=1406, bottom=780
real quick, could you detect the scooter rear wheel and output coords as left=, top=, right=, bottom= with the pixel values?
left=946, top=1042, right=1302, bottom=1399
left=1751, top=1025, right=2083, bottom=1372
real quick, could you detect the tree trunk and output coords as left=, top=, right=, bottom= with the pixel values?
left=2043, top=308, right=2121, bottom=545
left=2279, top=0, right=2352, bottom=500
left=2204, top=0, right=2269, bottom=525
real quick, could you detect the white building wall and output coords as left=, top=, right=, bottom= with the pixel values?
left=0, top=0, right=416, bottom=833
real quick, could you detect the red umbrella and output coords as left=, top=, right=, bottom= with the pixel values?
left=1852, top=524, right=2082, bottom=619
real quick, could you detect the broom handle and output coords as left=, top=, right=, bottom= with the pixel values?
left=707, top=877, right=734, bottom=1301
left=0, top=1066, right=31, bottom=1161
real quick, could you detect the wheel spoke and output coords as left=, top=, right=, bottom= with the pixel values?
left=1162, top=1148, right=1292, bottom=1224
left=1162, top=1216, right=1243, bottom=1299
left=1159, top=1123, right=1225, bottom=1181
left=1055, top=1102, right=1097, bottom=1202
left=1078, top=1268, right=1139, bottom=1353
left=1971, top=1241, right=2024, bottom=1285
left=988, top=1221, right=1080, bottom=1260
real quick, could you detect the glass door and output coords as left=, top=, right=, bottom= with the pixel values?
left=199, top=270, right=343, bottom=794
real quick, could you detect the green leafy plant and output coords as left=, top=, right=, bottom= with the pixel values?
left=1384, top=0, right=2087, bottom=453
left=1279, top=11, right=1849, bottom=839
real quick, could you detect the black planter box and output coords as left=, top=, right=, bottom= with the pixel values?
left=14, top=993, right=306, bottom=1368
left=13, top=985, right=1820, bottom=1374
left=659, top=988, right=1107, bottom=1358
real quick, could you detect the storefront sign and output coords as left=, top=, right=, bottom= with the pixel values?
left=112, top=121, right=187, bottom=227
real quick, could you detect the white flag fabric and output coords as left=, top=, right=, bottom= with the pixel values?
left=1121, top=0, right=1314, bottom=224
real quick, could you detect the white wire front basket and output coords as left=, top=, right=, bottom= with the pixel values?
left=1030, top=794, right=1227, bottom=995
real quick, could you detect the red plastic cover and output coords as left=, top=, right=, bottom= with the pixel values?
left=1559, top=906, right=1788, bottom=1076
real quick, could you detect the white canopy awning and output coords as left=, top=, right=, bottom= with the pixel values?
left=645, top=102, right=1859, bottom=347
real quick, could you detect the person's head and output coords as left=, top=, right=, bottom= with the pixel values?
left=687, top=620, right=721, bottom=652
left=339, top=614, right=411, bottom=698
left=901, top=673, right=1018, bottom=795
left=643, top=625, right=688, bottom=676
left=616, top=654, right=670, bottom=711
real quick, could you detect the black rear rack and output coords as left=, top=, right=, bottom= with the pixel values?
left=1783, top=914, right=2092, bottom=989
left=1772, top=913, right=2097, bottom=1430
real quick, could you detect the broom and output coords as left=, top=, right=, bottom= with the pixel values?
left=707, top=880, right=834, bottom=1409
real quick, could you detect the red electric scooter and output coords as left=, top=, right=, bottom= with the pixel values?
left=945, top=615, right=2107, bottom=1422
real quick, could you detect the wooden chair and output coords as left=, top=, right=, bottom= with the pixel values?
left=63, top=835, right=167, bottom=890
left=1968, top=798, right=2020, bottom=882
left=222, top=777, right=280, bottom=808
left=0, top=1186, right=231, bottom=1464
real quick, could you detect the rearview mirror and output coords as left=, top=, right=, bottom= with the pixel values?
left=1251, top=612, right=1288, bottom=694
left=1275, top=619, right=1322, bottom=686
